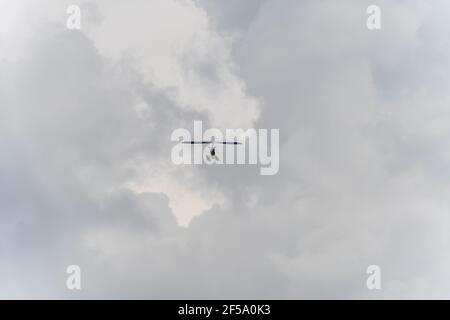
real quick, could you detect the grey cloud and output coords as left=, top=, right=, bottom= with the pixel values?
left=2, top=0, right=450, bottom=299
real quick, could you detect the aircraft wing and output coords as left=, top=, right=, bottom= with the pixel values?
left=182, top=141, right=212, bottom=144
left=217, top=142, right=242, bottom=144
left=181, top=141, right=241, bottom=144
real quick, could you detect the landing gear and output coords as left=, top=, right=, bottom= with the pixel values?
left=205, top=147, right=219, bottom=163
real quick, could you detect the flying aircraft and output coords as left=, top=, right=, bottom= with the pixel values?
left=182, top=137, right=241, bottom=161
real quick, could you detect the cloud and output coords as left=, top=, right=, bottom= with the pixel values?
left=86, top=0, right=260, bottom=129
left=2, top=0, right=450, bottom=299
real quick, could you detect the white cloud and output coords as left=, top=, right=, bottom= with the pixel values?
left=85, top=0, right=260, bottom=129
left=2, top=0, right=450, bottom=299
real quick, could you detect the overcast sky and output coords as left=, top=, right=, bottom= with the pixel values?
left=1, top=0, right=450, bottom=299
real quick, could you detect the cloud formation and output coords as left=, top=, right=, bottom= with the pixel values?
left=1, top=0, right=450, bottom=299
